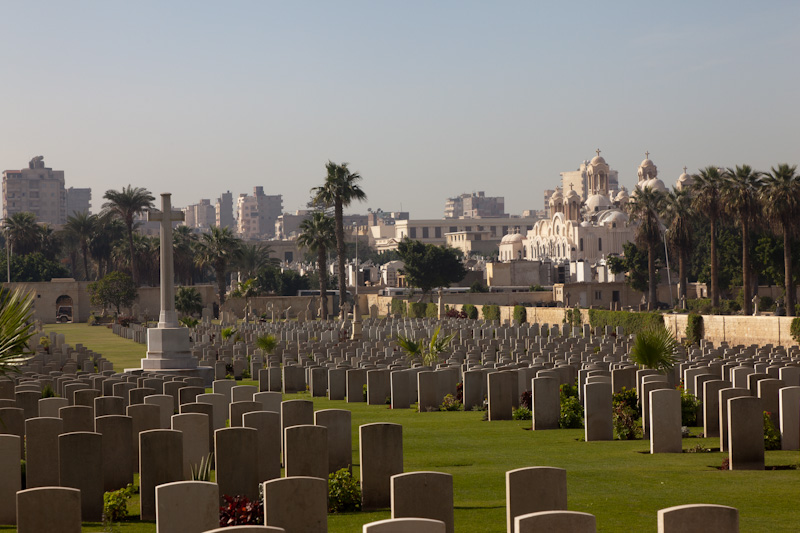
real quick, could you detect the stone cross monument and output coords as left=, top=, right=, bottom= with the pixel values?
left=138, top=193, right=211, bottom=382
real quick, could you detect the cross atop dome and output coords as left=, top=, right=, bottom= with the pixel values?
left=683, top=166, right=688, bottom=173
left=645, top=151, right=650, bottom=159
left=595, top=148, right=601, bottom=157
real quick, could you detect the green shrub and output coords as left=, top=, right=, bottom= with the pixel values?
left=408, top=302, right=427, bottom=318
left=564, top=308, right=581, bottom=328
left=588, top=309, right=663, bottom=336
left=462, top=304, right=478, bottom=320
left=764, top=412, right=781, bottom=450
left=190, top=453, right=213, bottom=481
left=390, top=298, right=407, bottom=317
left=41, top=384, right=55, bottom=398
left=103, top=484, right=136, bottom=522
left=759, top=296, right=775, bottom=312
left=440, top=394, right=462, bottom=411
left=530, top=284, right=547, bottom=291
left=482, top=305, right=500, bottom=322
left=679, top=387, right=700, bottom=426
left=612, top=387, right=641, bottom=440
left=512, top=406, right=532, bottom=420
left=328, top=467, right=361, bottom=513
left=559, top=383, right=583, bottom=429
left=791, top=317, right=800, bottom=345
left=685, top=313, right=703, bottom=346
left=425, top=302, right=438, bottom=318
left=513, top=305, right=527, bottom=324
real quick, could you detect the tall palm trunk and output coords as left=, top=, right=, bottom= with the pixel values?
left=318, top=247, right=328, bottom=320
left=678, top=250, right=687, bottom=302
left=81, top=244, right=90, bottom=281
left=216, top=263, right=227, bottom=307
left=784, top=223, right=794, bottom=316
left=742, top=219, right=752, bottom=315
left=709, top=217, right=719, bottom=307
left=648, top=241, right=657, bottom=311
left=126, top=223, right=137, bottom=285
left=334, top=199, right=346, bottom=319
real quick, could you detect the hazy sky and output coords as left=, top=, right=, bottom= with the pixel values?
left=2, top=1, right=798, bottom=219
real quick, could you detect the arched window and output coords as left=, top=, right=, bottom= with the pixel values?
left=598, top=237, right=603, bottom=251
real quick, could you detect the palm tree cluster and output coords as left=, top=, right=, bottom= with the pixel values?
left=626, top=163, right=800, bottom=316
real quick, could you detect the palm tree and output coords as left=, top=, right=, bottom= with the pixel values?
left=102, top=186, right=155, bottom=285
left=723, top=165, right=763, bottom=315
left=89, top=215, right=125, bottom=279
left=175, top=286, right=203, bottom=316
left=0, top=288, right=36, bottom=377
left=62, top=211, right=97, bottom=280
left=195, top=226, right=242, bottom=306
left=761, top=164, right=800, bottom=316
left=629, top=324, right=677, bottom=373
left=691, top=166, right=724, bottom=308
left=37, top=224, right=61, bottom=262
left=236, top=243, right=277, bottom=280
left=312, top=162, right=367, bottom=318
left=2, top=212, right=41, bottom=256
left=662, top=187, right=693, bottom=304
left=173, top=225, right=198, bottom=285
left=297, top=211, right=336, bottom=319
left=627, top=186, right=665, bottom=310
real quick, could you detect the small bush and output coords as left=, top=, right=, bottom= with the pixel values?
left=390, top=298, right=407, bottom=317
left=685, top=313, right=703, bottom=346
left=612, top=388, right=642, bottom=440
left=469, top=280, right=489, bottom=293
left=791, top=317, right=800, bottom=345
left=679, top=386, right=700, bottom=426
left=440, top=393, right=462, bottom=411
left=41, top=384, right=55, bottom=398
left=425, top=302, right=438, bottom=318
left=613, top=387, right=639, bottom=412
left=445, top=308, right=467, bottom=319
left=512, top=406, right=532, bottom=420
left=408, top=302, right=427, bottom=318
left=764, top=412, right=781, bottom=450
left=759, top=296, right=775, bottom=312
left=530, top=284, right=546, bottom=291
left=519, top=390, right=532, bottom=410
left=482, top=304, right=501, bottom=322
left=559, top=383, right=583, bottom=429
left=462, top=304, right=478, bottom=320
left=191, top=453, right=214, bottom=481
left=328, top=467, right=361, bottom=513
left=103, top=484, right=136, bottom=523
left=219, top=495, right=263, bottom=526
left=456, top=382, right=463, bottom=402
left=513, top=305, right=527, bottom=324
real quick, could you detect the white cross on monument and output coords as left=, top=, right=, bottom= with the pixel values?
left=148, top=193, right=184, bottom=328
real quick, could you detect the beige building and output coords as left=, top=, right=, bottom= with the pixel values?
left=275, top=210, right=311, bottom=240
left=2, top=156, right=67, bottom=225
left=374, top=215, right=542, bottom=252
left=66, top=187, right=91, bottom=217
left=182, top=199, right=216, bottom=231
left=444, top=191, right=505, bottom=218
left=216, top=190, right=235, bottom=230
left=237, top=187, right=283, bottom=239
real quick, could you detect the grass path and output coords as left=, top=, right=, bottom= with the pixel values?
left=19, top=324, right=800, bottom=532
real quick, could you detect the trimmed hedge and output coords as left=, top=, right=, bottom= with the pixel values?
left=390, top=299, right=406, bottom=317
left=482, top=304, right=501, bottom=322
left=686, top=313, right=703, bottom=346
left=587, top=309, right=663, bottom=336
left=408, top=302, right=427, bottom=318
left=513, top=305, right=527, bottom=324
left=462, top=304, right=478, bottom=320
left=425, top=302, right=438, bottom=318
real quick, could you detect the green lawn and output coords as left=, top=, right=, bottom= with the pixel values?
left=20, top=324, right=800, bottom=532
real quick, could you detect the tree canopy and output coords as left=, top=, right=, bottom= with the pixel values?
left=89, top=271, right=138, bottom=314
left=396, top=239, right=467, bottom=296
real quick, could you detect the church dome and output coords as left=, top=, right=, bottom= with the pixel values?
left=501, top=232, right=524, bottom=244
left=565, top=188, right=580, bottom=201
left=615, top=189, right=629, bottom=203
left=639, top=178, right=667, bottom=193
left=676, top=168, right=693, bottom=190
left=549, top=188, right=563, bottom=205
left=599, top=210, right=629, bottom=226
left=640, top=158, right=655, bottom=169
left=585, top=194, right=612, bottom=213
left=590, top=155, right=606, bottom=166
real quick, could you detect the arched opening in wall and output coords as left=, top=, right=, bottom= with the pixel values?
left=55, top=295, right=73, bottom=323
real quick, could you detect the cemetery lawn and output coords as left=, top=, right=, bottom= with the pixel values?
left=25, top=324, right=800, bottom=532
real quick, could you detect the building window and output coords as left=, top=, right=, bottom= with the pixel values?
left=598, top=238, right=602, bottom=251
left=422, top=227, right=429, bottom=239
left=595, top=291, right=602, bottom=300
left=410, top=228, right=416, bottom=238
left=450, top=226, right=457, bottom=233
left=579, top=238, right=583, bottom=252
left=435, top=227, right=441, bottom=238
